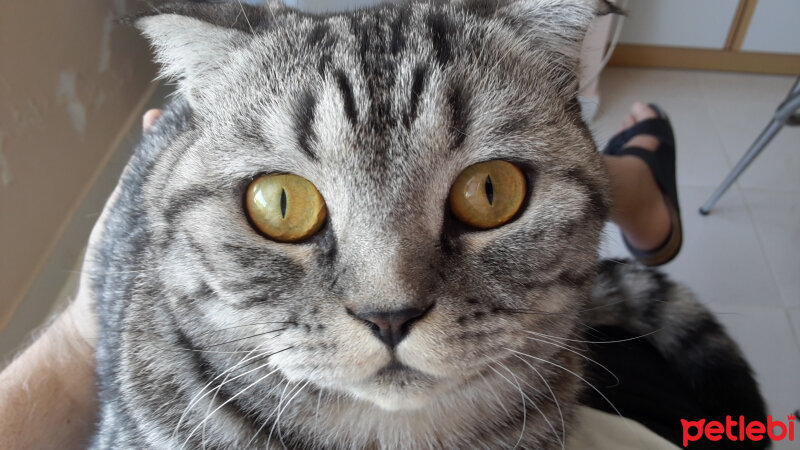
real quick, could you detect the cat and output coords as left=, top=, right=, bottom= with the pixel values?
left=86, top=1, right=765, bottom=448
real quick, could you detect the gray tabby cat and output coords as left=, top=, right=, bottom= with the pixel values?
left=87, top=1, right=763, bottom=448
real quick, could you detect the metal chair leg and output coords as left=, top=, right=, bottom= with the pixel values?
left=699, top=118, right=784, bottom=215
left=700, top=76, right=800, bottom=215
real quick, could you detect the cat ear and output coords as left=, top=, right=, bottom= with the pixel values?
left=131, top=3, right=262, bottom=104
left=492, top=0, right=623, bottom=96
left=502, top=1, right=620, bottom=34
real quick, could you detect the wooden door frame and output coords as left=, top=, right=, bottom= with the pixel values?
left=609, top=0, right=800, bottom=75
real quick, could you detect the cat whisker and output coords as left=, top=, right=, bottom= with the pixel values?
left=530, top=333, right=585, bottom=353
left=524, top=335, right=620, bottom=387
left=177, top=355, right=269, bottom=437
left=511, top=354, right=565, bottom=447
left=147, top=344, right=272, bottom=355
left=143, top=1, right=163, bottom=15
left=477, top=370, right=511, bottom=419
left=486, top=362, right=528, bottom=450
left=137, top=327, right=287, bottom=354
left=524, top=328, right=662, bottom=345
left=273, top=380, right=310, bottom=448
left=192, top=321, right=297, bottom=338
left=493, top=308, right=569, bottom=316
left=505, top=348, right=625, bottom=421
left=181, top=366, right=282, bottom=450
left=580, top=298, right=628, bottom=312
left=264, top=1, right=289, bottom=45
left=495, top=299, right=628, bottom=317
left=235, top=0, right=255, bottom=35
left=178, top=346, right=265, bottom=431
left=577, top=320, right=606, bottom=336
left=173, top=346, right=291, bottom=441
left=496, top=359, right=564, bottom=450
left=508, top=347, right=651, bottom=450
left=193, top=328, right=289, bottom=350
left=266, top=379, right=295, bottom=447
left=66, top=267, right=159, bottom=276
left=313, top=389, right=323, bottom=439
left=201, top=346, right=277, bottom=446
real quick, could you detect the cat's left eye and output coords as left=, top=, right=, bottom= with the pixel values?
left=449, top=160, right=526, bottom=229
left=246, top=174, right=327, bottom=243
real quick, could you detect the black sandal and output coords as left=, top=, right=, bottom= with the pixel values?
left=603, top=104, right=683, bottom=267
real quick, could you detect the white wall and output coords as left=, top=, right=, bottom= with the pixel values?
left=619, top=0, right=739, bottom=49
left=741, top=0, right=800, bottom=54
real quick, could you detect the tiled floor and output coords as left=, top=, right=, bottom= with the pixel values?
left=594, top=67, right=800, bottom=447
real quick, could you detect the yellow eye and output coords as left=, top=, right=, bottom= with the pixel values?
left=449, top=160, right=526, bottom=229
left=246, top=174, right=327, bottom=242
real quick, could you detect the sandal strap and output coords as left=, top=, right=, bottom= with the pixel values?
left=602, top=103, right=674, bottom=156
left=604, top=117, right=675, bottom=156
left=602, top=103, right=683, bottom=266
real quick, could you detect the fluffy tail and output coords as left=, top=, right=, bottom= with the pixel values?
left=582, top=259, right=767, bottom=448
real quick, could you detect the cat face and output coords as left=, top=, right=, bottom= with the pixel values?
left=135, top=0, right=611, bottom=412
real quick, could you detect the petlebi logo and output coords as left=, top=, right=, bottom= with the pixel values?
left=681, top=414, right=796, bottom=447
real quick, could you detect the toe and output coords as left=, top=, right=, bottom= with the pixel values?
left=631, top=102, right=658, bottom=122
left=619, top=113, right=635, bottom=131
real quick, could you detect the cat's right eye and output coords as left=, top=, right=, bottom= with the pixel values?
left=246, top=174, right=327, bottom=243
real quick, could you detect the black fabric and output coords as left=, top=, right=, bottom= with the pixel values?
left=583, top=326, right=769, bottom=449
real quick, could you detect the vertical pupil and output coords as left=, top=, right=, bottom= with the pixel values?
left=485, top=175, right=494, bottom=205
left=280, top=188, right=287, bottom=218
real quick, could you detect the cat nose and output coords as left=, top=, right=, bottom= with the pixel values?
left=349, top=307, right=430, bottom=349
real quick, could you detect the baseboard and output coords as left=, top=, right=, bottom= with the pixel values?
left=610, top=44, right=800, bottom=76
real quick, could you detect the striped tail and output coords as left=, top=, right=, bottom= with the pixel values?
left=582, top=259, right=768, bottom=449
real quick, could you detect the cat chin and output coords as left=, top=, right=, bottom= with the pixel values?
left=346, top=368, right=462, bottom=412
left=350, top=386, right=434, bottom=412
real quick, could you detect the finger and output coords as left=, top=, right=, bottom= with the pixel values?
left=142, top=109, right=163, bottom=133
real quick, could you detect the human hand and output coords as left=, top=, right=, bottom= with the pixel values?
left=0, top=108, right=166, bottom=450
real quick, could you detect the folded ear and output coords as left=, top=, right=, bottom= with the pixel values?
left=131, top=3, right=265, bottom=105
left=491, top=0, right=622, bottom=97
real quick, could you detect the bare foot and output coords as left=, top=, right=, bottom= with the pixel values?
left=607, top=102, right=672, bottom=252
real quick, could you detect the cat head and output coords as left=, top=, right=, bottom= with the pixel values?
left=132, top=0, right=613, bottom=411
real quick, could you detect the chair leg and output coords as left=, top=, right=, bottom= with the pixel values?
left=699, top=118, right=785, bottom=215
left=700, top=76, right=800, bottom=215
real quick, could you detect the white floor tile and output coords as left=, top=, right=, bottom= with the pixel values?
left=704, top=91, right=800, bottom=191
left=743, top=189, right=800, bottom=308
left=708, top=306, right=800, bottom=438
left=788, top=308, right=800, bottom=349
left=659, top=101, right=733, bottom=188
left=695, top=71, right=797, bottom=107
left=593, top=74, right=733, bottom=188
left=600, top=185, right=783, bottom=309
left=597, top=67, right=704, bottom=110
left=593, top=68, right=704, bottom=147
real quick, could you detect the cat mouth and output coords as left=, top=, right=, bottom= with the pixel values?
left=372, top=359, right=436, bottom=387
left=378, top=359, right=410, bottom=374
